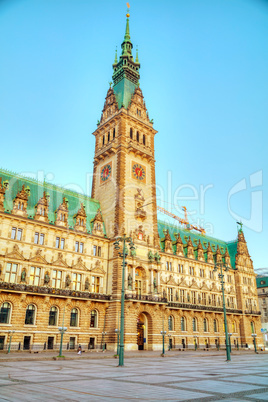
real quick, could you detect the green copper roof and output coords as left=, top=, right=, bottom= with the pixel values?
left=0, top=168, right=105, bottom=234
left=256, top=276, right=268, bottom=288
left=157, top=220, right=238, bottom=269
left=112, top=17, right=140, bottom=109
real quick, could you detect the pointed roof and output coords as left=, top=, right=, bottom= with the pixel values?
left=112, top=14, right=140, bottom=109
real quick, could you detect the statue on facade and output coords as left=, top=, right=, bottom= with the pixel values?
left=131, top=248, right=136, bottom=257
left=21, top=269, right=26, bottom=282
left=154, top=252, right=161, bottom=262
left=128, top=273, right=133, bottom=289
left=65, top=275, right=71, bottom=288
left=163, top=289, right=167, bottom=299
left=175, top=291, right=179, bottom=301
left=85, top=278, right=90, bottom=291
left=44, top=272, right=50, bottom=285
left=148, top=250, right=154, bottom=262
left=153, top=277, right=157, bottom=292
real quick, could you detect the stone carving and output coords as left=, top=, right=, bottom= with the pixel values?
left=128, top=273, right=133, bottom=289
left=21, top=269, right=26, bottom=282
left=44, top=272, right=50, bottom=285
left=85, top=277, right=90, bottom=290
left=65, top=275, right=71, bottom=288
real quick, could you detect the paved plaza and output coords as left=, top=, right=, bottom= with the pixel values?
left=0, top=352, right=267, bottom=401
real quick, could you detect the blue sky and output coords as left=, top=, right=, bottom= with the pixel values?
left=0, top=0, right=267, bottom=268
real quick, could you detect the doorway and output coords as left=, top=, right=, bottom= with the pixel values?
left=0, top=336, right=4, bottom=350
left=23, top=336, right=31, bottom=350
left=88, top=337, right=95, bottom=349
left=69, top=337, right=76, bottom=349
left=137, top=313, right=149, bottom=350
left=48, top=337, right=54, bottom=350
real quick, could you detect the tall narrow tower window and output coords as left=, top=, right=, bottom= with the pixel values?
left=113, top=128, right=115, bottom=139
left=136, top=131, right=139, bottom=142
left=102, top=135, right=105, bottom=145
left=130, top=128, right=133, bottom=139
left=108, top=132, right=110, bottom=142
left=143, top=135, right=146, bottom=145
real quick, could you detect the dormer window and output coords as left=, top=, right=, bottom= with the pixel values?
left=34, top=192, right=49, bottom=222
left=74, top=203, right=87, bottom=233
left=55, top=197, right=69, bottom=228
left=12, top=185, right=29, bottom=217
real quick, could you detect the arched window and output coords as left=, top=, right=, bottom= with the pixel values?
left=203, top=318, right=208, bottom=332
left=90, top=310, right=98, bottom=328
left=102, top=135, right=105, bottom=145
left=143, top=134, right=146, bottom=145
left=70, top=308, right=78, bottom=327
left=48, top=306, right=58, bottom=326
left=232, top=321, right=236, bottom=333
left=181, top=316, right=186, bottom=331
left=136, top=131, right=139, bottom=142
left=250, top=321, right=255, bottom=334
left=130, top=128, right=133, bottom=139
left=107, top=132, right=110, bottom=142
left=213, top=319, right=218, bottom=332
left=0, top=302, right=11, bottom=324
left=113, top=128, right=115, bottom=139
left=192, top=317, right=198, bottom=332
left=25, top=304, right=36, bottom=325
left=168, top=315, right=174, bottom=331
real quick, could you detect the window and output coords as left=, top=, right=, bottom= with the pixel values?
left=227, top=275, right=231, bottom=283
left=166, top=262, right=172, bottom=271
left=55, top=237, right=65, bottom=249
left=213, top=319, right=218, bottom=332
left=191, top=291, right=196, bottom=304
left=180, top=289, right=185, bottom=303
left=178, top=264, right=183, bottom=273
left=192, top=317, right=198, bottom=332
left=70, top=308, right=78, bottom=327
left=136, top=131, right=139, bottom=142
left=260, top=280, right=265, bottom=285
left=143, top=134, right=146, bottom=145
left=250, top=321, right=255, bottom=334
left=11, top=227, right=22, bottom=241
left=181, top=316, right=186, bottom=331
left=168, top=315, right=174, bottom=331
left=29, top=267, right=41, bottom=286
left=72, top=273, right=82, bottom=291
left=209, top=270, right=214, bottom=279
left=90, top=310, right=98, bottom=328
left=52, top=270, right=62, bottom=288
left=201, top=292, right=206, bottom=305
left=48, top=306, right=58, bottom=326
left=200, top=269, right=204, bottom=278
left=113, top=128, right=115, bottom=139
left=232, top=321, right=236, bottom=333
left=92, top=276, right=100, bottom=293
left=212, top=294, right=216, bottom=306
left=102, top=135, right=105, bottom=145
left=203, top=318, right=208, bottom=332
left=93, top=245, right=101, bottom=256
left=4, top=263, right=18, bottom=283
left=167, top=287, right=173, bottom=302
left=34, top=232, right=45, bottom=245
left=0, top=302, right=11, bottom=324
left=75, top=241, right=84, bottom=253
left=107, top=132, right=110, bottom=142
left=189, top=267, right=195, bottom=275
left=25, top=304, right=35, bottom=325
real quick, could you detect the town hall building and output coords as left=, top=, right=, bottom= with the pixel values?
left=0, top=13, right=262, bottom=353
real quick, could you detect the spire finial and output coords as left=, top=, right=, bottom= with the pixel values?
left=126, top=2, right=130, bottom=18
left=136, top=46, right=139, bottom=63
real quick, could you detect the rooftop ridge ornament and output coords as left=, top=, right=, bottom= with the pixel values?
left=126, top=2, right=130, bottom=18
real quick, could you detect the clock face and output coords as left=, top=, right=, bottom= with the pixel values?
left=100, top=163, right=112, bottom=182
left=132, top=162, right=146, bottom=182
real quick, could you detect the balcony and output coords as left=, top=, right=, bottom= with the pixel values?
left=244, top=309, right=261, bottom=315
left=125, top=293, right=167, bottom=303
left=0, top=281, right=111, bottom=301
left=168, top=301, right=242, bottom=314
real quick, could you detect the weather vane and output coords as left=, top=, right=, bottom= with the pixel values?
left=126, top=2, right=130, bottom=18
left=236, top=220, right=243, bottom=232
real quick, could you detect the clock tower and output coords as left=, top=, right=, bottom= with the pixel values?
left=91, top=14, right=159, bottom=246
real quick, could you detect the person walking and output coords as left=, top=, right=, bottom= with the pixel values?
left=77, top=345, right=82, bottom=355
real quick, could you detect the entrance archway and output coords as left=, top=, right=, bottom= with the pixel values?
left=137, top=313, right=150, bottom=350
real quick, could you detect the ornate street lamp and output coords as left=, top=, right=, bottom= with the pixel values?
left=115, top=328, right=120, bottom=356
left=160, top=330, right=167, bottom=355
left=113, top=235, right=135, bottom=367
left=58, top=307, right=67, bottom=357
left=7, top=330, right=15, bottom=354
left=102, top=331, right=107, bottom=352
left=213, top=262, right=231, bottom=362
left=251, top=333, right=257, bottom=353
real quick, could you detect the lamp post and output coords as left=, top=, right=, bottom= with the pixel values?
left=228, top=333, right=232, bottom=354
left=160, top=330, right=166, bottom=355
left=115, top=329, right=119, bottom=355
left=58, top=307, right=67, bottom=357
left=113, top=235, right=135, bottom=367
left=102, top=331, right=107, bottom=352
left=7, top=330, right=15, bottom=354
left=251, top=333, right=257, bottom=353
left=194, top=335, right=198, bottom=351
left=213, top=262, right=231, bottom=362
